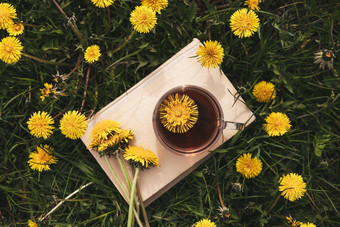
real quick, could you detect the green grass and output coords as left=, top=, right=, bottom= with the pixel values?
left=1, top=0, right=339, bottom=226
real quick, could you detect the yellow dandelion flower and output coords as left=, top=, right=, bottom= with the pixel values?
left=0, top=3, right=17, bottom=29
left=236, top=153, right=262, bottom=178
left=196, top=40, right=224, bottom=69
left=96, top=133, right=121, bottom=152
left=159, top=93, right=198, bottom=133
left=263, top=112, right=291, bottom=136
left=28, top=145, right=58, bottom=172
left=59, top=110, right=88, bottom=140
left=130, top=6, right=157, bottom=33
left=194, top=219, right=216, bottom=227
left=141, top=0, right=168, bottom=14
left=7, top=21, right=24, bottom=36
left=245, top=0, right=261, bottom=11
left=90, top=120, right=122, bottom=143
left=119, top=129, right=134, bottom=144
left=27, top=111, right=55, bottom=139
left=40, top=83, right=56, bottom=101
left=91, top=0, right=114, bottom=8
left=279, top=173, right=307, bottom=202
left=230, top=8, right=260, bottom=38
left=252, top=81, right=276, bottom=103
left=300, top=223, right=316, bottom=227
left=88, top=120, right=129, bottom=153
left=28, top=219, right=38, bottom=227
left=124, top=146, right=159, bottom=168
left=286, top=216, right=302, bottom=227
left=93, top=129, right=133, bottom=152
left=84, top=45, right=101, bottom=63
left=0, top=36, right=23, bottom=64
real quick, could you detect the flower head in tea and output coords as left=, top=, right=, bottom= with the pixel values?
left=27, top=111, right=55, bottom=139
left=196, top=40, right=224, bottom=69
left=230, top=8, right=260, bottom=38
left=194, top=219, right=216, bottom=227
left=245, top=0, right=261, bottom=11
left=130, top=6, right=157, bottom=33
left=159, top=93, right=199, bottom=133
left=141, top=0, right=168, bottom=14
left=252, top=81, right=276, bottom=103
left=28, top=145, right=58, bottom=172
left=279, top=173, right=306, bottom=202
left=263, top=112, right=291, bottom=136
left=0, top=3, right=17, bottom=29
left=59, top=110, right=88, bottom=140
left=0, top=36, right=23, bottom=64
left=124, top=145, right=159, bottom=168
left=89, top=120, right=133, bottom=155
left=236, top=153, right=262, bottom=178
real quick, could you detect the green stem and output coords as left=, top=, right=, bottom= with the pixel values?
left=136, top=182, right=150, bottom=227
left=127, top=167, right=140, bottom=227
left=52, top=0, right=83, bottom=41
left=22, top=53, right=71, bottom=66
left=117, top=151, right=144, bottom=226
left=105, top=156, right=143, bottom=227
left=266, top=194, right=281, bottom=215
left=104, top=156, right=128, bottom=198
left=67, top=22, right=83, bottom=41
left=112, top=30, right=136, bottom=54
left=117, top=153, right=132, bottom=192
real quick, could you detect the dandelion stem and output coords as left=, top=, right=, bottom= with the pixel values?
left=22, top=53, right=71, bottom=66
left=117, top=153, right=132, bottom=192
left=86, top=84, right=98, bottom=119
left=104, top=156, right=129, bottom=198
left=127, top=167, right=140, bottom=227
left=117, top=150, right=147, bottom=226
left=38, top=182, right=93, bottom=222
left=65, top=55, right=81, bottom=79
left=216, top=181, right=224, bottom=207
left=112, top=30, right=136, bottom=54
left=80, top=66, right=91, bottom=112
left=51, top=0, right=83, bottom=41
left=266, top=194, right=281, bottom=215
left=136, top=182, right=150, bottom=227
left=104, top=156, right=143, bottom=227
left=53, top=101, right=71, bottom=119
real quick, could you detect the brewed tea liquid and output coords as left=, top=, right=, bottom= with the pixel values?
left=157, top=89, right=220, bottom=154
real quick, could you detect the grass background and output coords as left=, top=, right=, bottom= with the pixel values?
left=1, top=0, right=339, bottom=226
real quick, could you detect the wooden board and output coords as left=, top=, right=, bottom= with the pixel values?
left=80, top=38, right=255, bottom=206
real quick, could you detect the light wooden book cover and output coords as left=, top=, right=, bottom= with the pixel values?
left=80, top=38, right=255, bottom=206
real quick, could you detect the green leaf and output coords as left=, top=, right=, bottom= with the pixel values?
left=187, top=2, right=197, bottom=22
left=313, top=134, right=331, bottom=157
left=177, top=1, right=186, bottom=20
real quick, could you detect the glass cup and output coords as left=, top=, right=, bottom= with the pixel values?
left=152, top=85, right=244, bottom=156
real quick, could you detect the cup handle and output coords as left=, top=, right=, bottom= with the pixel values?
left=222, top=121, right=245, bottom=130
